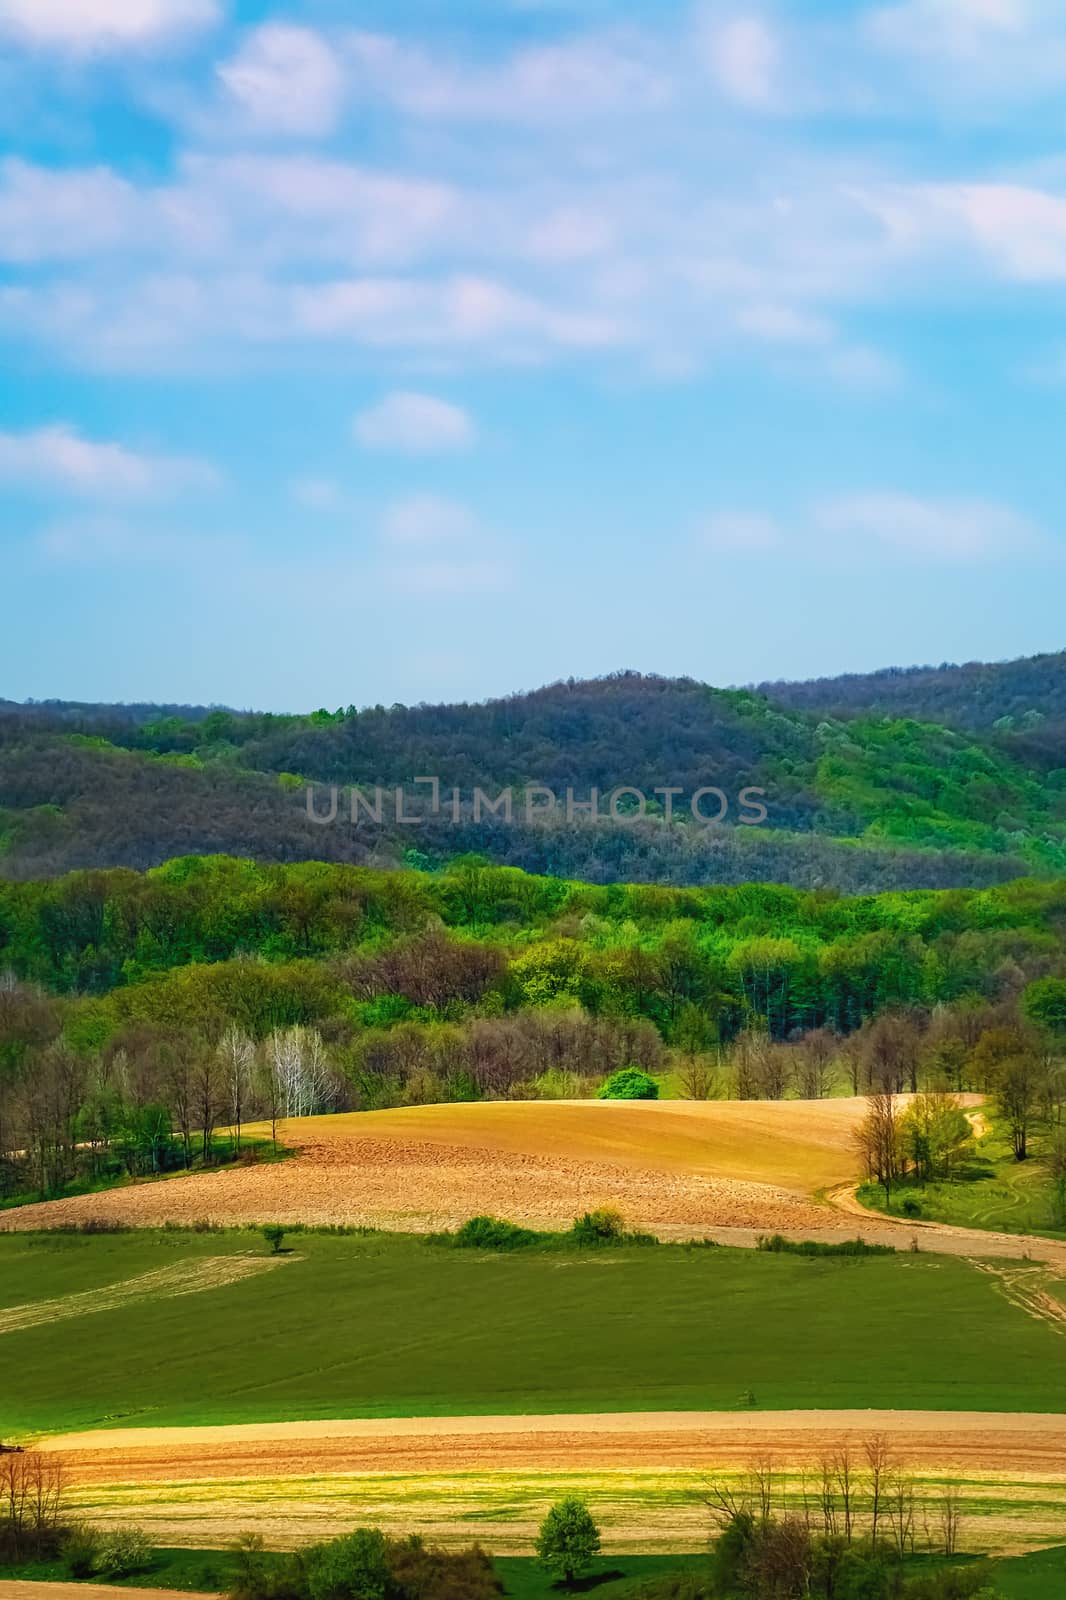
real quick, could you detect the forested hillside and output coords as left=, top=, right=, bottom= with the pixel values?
left=3, top=855, right=1066, bottom=1200
left=3, top=660, right=1065, bottom=890
left=759, top=649, right=1066, bottom=731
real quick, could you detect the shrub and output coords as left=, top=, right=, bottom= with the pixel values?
left=388, top=1533, right=502, bottom=1598
left=570, top=1207, right=625, bottom=1244
left=903, top=1196, right=923, bottom=1218
left=755, top=1234, right=896, bottom=1257
left=598, top=1067, right=660, bottom=1100
left=95, top=1526, right=152, bottom=1579
left=306, top=1527, right=390, bottom=1600
left=536, top=1497, right=602, bottom=1587
left=443, top=1216, right=544, bottom=1250
left=263, top=1225, right=286, bottom=1254
left=62, top=1523, right=100, bottom=1579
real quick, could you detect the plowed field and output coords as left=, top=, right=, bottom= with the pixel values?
left=0, top=1098, right=882, bottom=1234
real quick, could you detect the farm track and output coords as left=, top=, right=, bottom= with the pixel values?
left=0, top=1588, right=205, bottom=1600
left=824, top=1183, right=1066, bottom=1270
left=0, top=1254, right=292, bottom=1335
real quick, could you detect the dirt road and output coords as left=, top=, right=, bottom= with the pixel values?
left=823, top=1184, right=1066, bottom=1270
left=0, top=1588, right=209, bottom=1600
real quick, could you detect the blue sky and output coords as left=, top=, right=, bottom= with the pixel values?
left=1, top=0, right=1065, bottom=711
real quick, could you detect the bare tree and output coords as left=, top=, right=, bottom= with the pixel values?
left=864, top=1433, right=891, bottom=1545
left=855, top=1091, right=903, bottom=1206
left=219, top=1025, right=255, bottom=1152
left=0, top=1450, right=65, bottom=1561
left=833, top=1443, right=855, bottom=1544
left=938, top=1484, right=963, bottom=1557
left=795, top=1028, right=838, bottom=1100
left=267, top=1027, right=337, bottom=1121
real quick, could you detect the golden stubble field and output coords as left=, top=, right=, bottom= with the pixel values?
left=0, top=1097, right=885, bottom=1235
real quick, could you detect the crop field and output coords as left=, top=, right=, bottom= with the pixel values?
left=0, top=1097, right=924, bottom=1237
left=3, top=1229, right=1066, bottom=1438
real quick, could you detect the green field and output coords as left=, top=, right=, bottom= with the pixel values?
left=7, top=1546, right=1066, bottom=1599
left=4, top=1229, right=1066, bottom=1435
left=857, top=1128, right=1066, bottom=1240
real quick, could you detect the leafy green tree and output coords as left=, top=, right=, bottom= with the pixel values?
left=899, top=1092, right=973, bottom=1183
left=306, top=1527, right=391, bottom=1600
left=598, top=1066, right=659, bottom=1099
left=1024, top=977, right=1066, bottom=1037
left=536, top=1497, right=601, bottom=1587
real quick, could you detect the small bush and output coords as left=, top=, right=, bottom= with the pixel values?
left=756, top=1234, right=896, bottom=1257
left=597, top=1067, right=660, bottom=1100
left=442, top=1216, right=544, bottom=1251
left=62, top=1523, right=100, bottom=1579
left=95, top=1526, right=152, bottom=1579
left=262, top=1224, right=286, bottom=1254
left=902, top=1196, right=924, bottom=1217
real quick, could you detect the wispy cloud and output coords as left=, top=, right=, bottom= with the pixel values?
left=213, top=24, right=346, bottom=138
left=380, top=493, right=511, bottom=593
left=381, top=494, right=482, bottom=546
left=702, top=14, right=782, bottom=109
left=0, top=424, right=218, bottom=498
left=355, top=392, right=476, bottom=453
left=0, top=0, right=220, bottom=53
left=344, top=27, right=671, bottom=121
left=816, top=492, right=1042, bottom=559
left=698, top=491, right=1045, bottom=562
left=702, top=511, right=784, bottom=552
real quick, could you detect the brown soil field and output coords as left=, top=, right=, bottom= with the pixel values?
left=40, top=1409, right=1066, bottom=1480
left=35, top=1412, right=1066, bottom=1557
left=10, top=1096, right=1053, bottom=1265
left=0, top=1098, right=893, bottom=1235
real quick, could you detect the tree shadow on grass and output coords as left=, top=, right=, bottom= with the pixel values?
left=549, top=1572, right=627, bottom=1593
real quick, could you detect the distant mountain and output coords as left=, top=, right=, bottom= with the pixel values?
left=757, top=648, right=1066, bottom=731
left=2, top=656, right=1064, bottom=891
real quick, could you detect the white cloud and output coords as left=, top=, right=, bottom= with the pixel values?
left=702, top=511, right=784, bottom=552
left=868, top=0, right=1027, bottom=60
left=0, top=424, right=217, bottom=498
left=816, top=492, right=1040, bottom=559
left=381, top=494, right=481, bottom=546
left=0, top=160, right=140, bottom=263
left=388, top=558, right=509, bottom=594
left=736, top=303, right=833, bottom=343
left=0, top=0, right=219, bottom=52
left=344, top=28, right=670, bottom=120
left=928, top=183, right=1066, bottom=281
left=526, top=207, right=617, bottom=263
left=215, top=25, right=346, bottom=138
left=355, top=391, right=475, bottom=453
left=379, top=493, right=511, bottom=593
left=291, top=275, right=622, bottom=353
left=823, top=344, right=902, bottom=388
left=290, top=477, right=344, bottom=512
left=703, top=15, right=781, bottom=109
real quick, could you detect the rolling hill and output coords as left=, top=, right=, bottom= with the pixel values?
left=3, top=653, right=1065, bottom=890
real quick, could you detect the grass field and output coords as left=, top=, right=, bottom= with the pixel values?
left=6, top=1545, right=1066, bottom=1598
left=3, top=1228, right=1066, bottom=1436
left=858, top=1127, right=1066, bottom=1241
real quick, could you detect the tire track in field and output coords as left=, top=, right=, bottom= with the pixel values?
left=0, top=1253, right=293, bottom=1336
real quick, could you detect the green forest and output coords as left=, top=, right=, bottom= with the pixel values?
left=3, top=659, right=1066, bottom=890
left=3, top=853, right=1065, bottom=1204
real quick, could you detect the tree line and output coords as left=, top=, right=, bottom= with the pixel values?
left=0, top=1445, right=1009, bottom=1598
